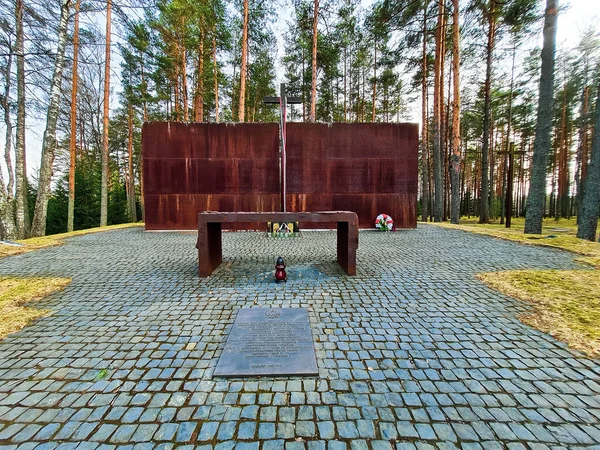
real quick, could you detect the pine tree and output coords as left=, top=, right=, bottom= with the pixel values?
left=67, top=0, right=80, bottom=232
left=576, top=79, right=600, bottom=241
left=14, top=0, right=29, bottom=238
left=450, top=0, right=461, bottom=224
left=524, top=0, right=558, bottom=234
left=100, top=0, right=112, bottom=227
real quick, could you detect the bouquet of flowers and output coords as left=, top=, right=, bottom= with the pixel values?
left=375, top=213, right=394, bottom=231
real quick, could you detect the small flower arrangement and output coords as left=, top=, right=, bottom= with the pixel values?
left=375, top=213, right=394, bottom=231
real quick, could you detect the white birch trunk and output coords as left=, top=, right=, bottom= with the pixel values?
left=14, top=0, right=29, bottom=239
left=30, top=0, right=72, bottom=237
left=0, top=51, right=16, bottom=239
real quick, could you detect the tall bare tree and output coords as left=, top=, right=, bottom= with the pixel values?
left=14, top=0, right=29, bottom=238
left=432, top=0, right=445, bottom=222
left=67, top=0, right=80, bottom=232
left=309, top=0, right=318, bottom=122
left=100, top=0, right=111, bottom=226
left=213, top=29, right=219, bottom=122
left=577, top=79, right=600, bottom=241
left=421, top=0, right=429, bottom=222
left=0, top=37, right=16, bottom=238
left=450, top=0, right=461, bottom=224
left=238, top=0, right=248, bottom=122
left=479, top=0, right=496, bottom=224
left=127, top=102, right=137, bottom=222
left=524, top=0, right=558, bottom=233
left=31, top=0, right=72, bottom=237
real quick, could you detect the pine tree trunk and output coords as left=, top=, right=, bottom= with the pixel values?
left=344, top=46, right=347, bottom=122
left=525, top=0, right=558, bottom=234
left=450, top=0, right=461, bottom=224
left=195, top=31, right=204, bottom=123
left=479, top=0, right=495, bottom=224
left=441, top=29, right=448, bottom=221
left=361, top=66, right=365, bottom=121
left=31, top=0, right=72, bottom=237
left=310, top=0, right=319, bottom=122
left=141, top=51, right=148, bottom=122
left=67, top=0, right=80, bottom=233
left=575, top=85, right=589, bottom=220
left=556, top=84, right=569, bottom=217
left=421, top=0, right=429, bottom=222
left=432, top=0, right=444, bottom=222
left=556, top=84, right=567, bottom=219
left=127, top=102, right=137, bottom=222
left=14, top=0, right=29, bottom=239
left=140, top=53, right=146, bottom=223
left=182, top=42, right=189, bottom=122
left=174, top=63, right=180, bottom=121
left=213, top=30, right=219, bottom=123
left=238, top=0, right=249, bottom=122
left=551, top=138, right=558, bottom=219
left=100, top=0, right=111, bottom=227
left=372, top=44, right=376, bottom=122
left=577, top=79, right=600, bottom=241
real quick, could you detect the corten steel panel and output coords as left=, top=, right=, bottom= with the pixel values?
left=143, top=122, right=280, bottom=230
left=286, top=123, right=418, bottom=228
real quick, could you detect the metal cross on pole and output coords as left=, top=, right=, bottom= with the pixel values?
left=498, top=142, right=526, bottom=228
left=264, top=83, right=302, bottom=212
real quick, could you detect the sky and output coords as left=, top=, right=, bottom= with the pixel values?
left=5, top=0, right=600, bottom=179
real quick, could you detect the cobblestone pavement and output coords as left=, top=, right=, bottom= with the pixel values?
left=0, top=225, right=599, bottom=450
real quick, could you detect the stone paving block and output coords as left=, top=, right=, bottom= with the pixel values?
left=328, top=442, right=347, bottom=450
left=262, top=441, right=284, bottom=450
left=258, top=422, right=275, bottom=439
left=153, top=423, right=178, bottom=442
left=198, top=422, right=219, bottom=441
left=237, top=422, right=256, bottom=440
left=0, top=228, right=597, bottom=449
left=90, top=424, right=117, bottom=442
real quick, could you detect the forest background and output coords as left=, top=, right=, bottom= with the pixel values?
left=0, top=0, right=599, bottom=240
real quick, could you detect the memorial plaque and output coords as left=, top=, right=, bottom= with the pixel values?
left=214, top=308, right=318, bottom=377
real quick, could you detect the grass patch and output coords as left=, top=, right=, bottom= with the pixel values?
left=0, top=223, right=143, bottom=259
left=0, top=276, right=71, bottom=340
left=432, top=217, right=600, bottom=357
left=477, top=270, right=600, bottom=358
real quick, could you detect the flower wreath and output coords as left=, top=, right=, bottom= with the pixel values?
left=375, top=213, right=394, bottom=231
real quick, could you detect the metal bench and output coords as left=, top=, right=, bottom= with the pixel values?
left=196, top=211, right=359, bottom=277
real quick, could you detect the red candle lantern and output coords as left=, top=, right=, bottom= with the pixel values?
left=275, top=257, right=287, bottom=282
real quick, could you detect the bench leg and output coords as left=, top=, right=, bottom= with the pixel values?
left=337, top=221, right=357, bottom=275
left=198, top=222, right=222, bottom=277
left=208, top=222, right=222, bottom=273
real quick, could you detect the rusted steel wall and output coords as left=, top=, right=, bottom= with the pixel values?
left=143, top=122, right=280, bottom=230
left=143, top=122, right=418, bottom=230
left=286, top=123, right=418, bottom=228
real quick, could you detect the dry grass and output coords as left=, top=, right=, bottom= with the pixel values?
left=433, top=218, right=600, bottom=269
left=477, top=270, right=600, bottom=358
left=432, top=217, right=600, bottom=357
left=0, top=276, right=71, bottom=340
left=0, top=223, right=143, bottom=259
left=0, top=225, right=140, bottom=339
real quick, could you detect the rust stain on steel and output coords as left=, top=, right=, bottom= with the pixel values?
left=286, top=123, right=418, bottom=228
left=143, top=122, right=280, bottom=230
